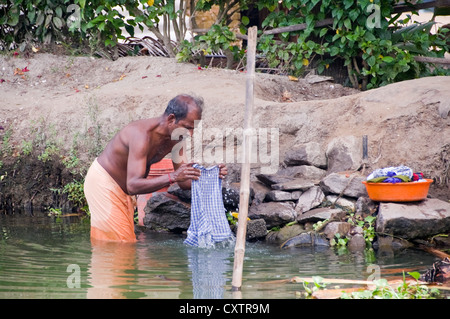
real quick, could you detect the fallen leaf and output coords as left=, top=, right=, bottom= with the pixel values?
left=156, top=74, right=161, bottom=77
left=22, top=66, right=29, bottom=72
left=288, top=75, right=298, bottom=82
left=14, top=68, right=24, bottom=75
left=84, top=84, right=89, bottom=89
left=119, top=74, right=126, bottom=80
left=0, top=79, right=5, bottom=83
left=142, top=76, right=148, bottom=79
left=32, top=46, right=40, bottom=53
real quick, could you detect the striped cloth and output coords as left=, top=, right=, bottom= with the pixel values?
left=184, top=164, right=234, bottom=248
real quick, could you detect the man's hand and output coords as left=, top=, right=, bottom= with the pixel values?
left=171, top=163, right=201, bottom=183
left=218, top=164, right=228, bottom=179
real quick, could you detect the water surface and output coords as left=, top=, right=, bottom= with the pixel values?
left=0, top=214, right=440, bottom=299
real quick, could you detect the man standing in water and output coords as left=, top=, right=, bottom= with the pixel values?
left=84, top=94, right=227, bottom=243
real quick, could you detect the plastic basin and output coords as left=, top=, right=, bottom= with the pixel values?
left=362, top=179, right=433, bottom=202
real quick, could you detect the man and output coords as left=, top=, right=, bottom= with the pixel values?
left=84, top=94, right=227, bottom=243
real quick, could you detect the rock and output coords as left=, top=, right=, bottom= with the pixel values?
left=250, top=181, right=271, bottom=206
left=296, top=207, right=345, bottom=223
left=222, top=182, right=252, bottom=212
left=168, top=183, right=191, bottom=202
left=280, top=232, right=312, bottom=248
left=277, top=165, right=327, bottom=181
left=283, top=142, right=327, bottom=168
left=255, top=173, right=294, bottom=187
left=280, top=231, right=330, bottom=248
left=326, top=135, right=362, bottom=173
left=271, top=178, right=315, bottom=191
left=356, top=196, right=378, bottom=214
left=326, top=195, right=356, bottom=212
left=240, top=218, right=267, bottom=240
left=319, top=172, right=367, bottom=198
left=143, top=193, right=191, bottom=231
left=266, top=223, right=306, bottom=243
left=248, top=201, right=297, bottom=229
left=323, top=221, right=352, bottom=240
left=347, top=234, right=366, bottom=251
left=296, top=186, right=325, bottom=213
left=265, top=190, right=298, bottom=202
left=376, top=198, right=450, bottom=240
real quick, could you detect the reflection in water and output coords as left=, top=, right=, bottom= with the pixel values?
left=187, top=246, right=233, bottom=299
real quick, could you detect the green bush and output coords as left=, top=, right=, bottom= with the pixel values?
left=255, top=0, right=449, bottom=89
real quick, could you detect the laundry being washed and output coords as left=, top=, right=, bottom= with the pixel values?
left=366, top=165, right=425, bottom=183
left=184, top=164, right=235, bottom=248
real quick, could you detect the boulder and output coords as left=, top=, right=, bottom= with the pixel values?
left=248, top=201, right=297, bottom=229
left=347, top=234, right=366, bottom=251
left=296, top=186, right=325, bottom=213
left=280, top=231, right=329, bottom=248
left=376, top=198, right=450, bottom=239
left=323, top=221, right=352, bottom=240
left=271, top=179, right=315, bottom=191
left=234, top=218, right=267, bottom=240
left=265, top=190, right=299, bottom=202
left=266, top=223, right=306, bottom=244
left=283, top=142, right=327, bottom=168
left=325, top=195, right=356, bottom=212
left=256, top=174, right=294, bottom=187
left=250, top=181, right=272, bottom=206
left=143, top=193, right=191, bottom=231
left=319, top=172, right=367, bottom=198
left=296, top=206, right=346, bottom=223
left=326, top=135, right=362, bottom=173
left=277, top=165, right=327, bottom=181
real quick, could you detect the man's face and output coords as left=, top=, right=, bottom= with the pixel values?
left=175, top=107, right=202, bottom=136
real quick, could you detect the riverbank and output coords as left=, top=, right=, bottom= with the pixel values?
left=1, top=53, right=449, bottom=254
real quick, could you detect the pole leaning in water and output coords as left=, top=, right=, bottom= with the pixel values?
left=231, top=26, right=257, bottom=292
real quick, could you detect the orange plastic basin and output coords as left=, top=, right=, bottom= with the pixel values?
left=362, top=179, right=433, bottom=202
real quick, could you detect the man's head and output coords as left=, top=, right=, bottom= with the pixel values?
left=164, top=94, right=203, bottom=123
left=164, top=94, right=203, bottom=136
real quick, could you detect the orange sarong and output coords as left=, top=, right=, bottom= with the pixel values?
left=84, top=158, right=137, bottom=243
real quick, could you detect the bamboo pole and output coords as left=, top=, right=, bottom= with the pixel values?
left=231, top=26, right=258, bottom=293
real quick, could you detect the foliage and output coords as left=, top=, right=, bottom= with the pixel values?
left=301, top=273, right=441, bottom=299
left=63, top=179, right=89, bottom=214
left=254, top=0, right=449, bottom=89
left=341, top=272, right=441, bottom=299
left=176, top=24, right=244, bottom=65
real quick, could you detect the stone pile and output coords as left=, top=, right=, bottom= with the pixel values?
left=143, top=137, right=450, bottom=250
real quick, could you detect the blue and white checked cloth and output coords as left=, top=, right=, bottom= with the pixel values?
left=184, top=164, right=234, bottom=248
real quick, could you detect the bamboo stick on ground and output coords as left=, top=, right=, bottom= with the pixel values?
left=231, top=26, right=258, bottom=293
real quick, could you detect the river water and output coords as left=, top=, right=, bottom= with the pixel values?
left=0, top=214, right=441, bottom=299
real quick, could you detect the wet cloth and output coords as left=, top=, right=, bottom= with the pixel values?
left=184, top=164, right=234, bottom=248
left=84, top=158, right=137, bottom=243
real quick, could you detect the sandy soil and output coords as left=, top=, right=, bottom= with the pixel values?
left=0, top=53, right=449, bottom=205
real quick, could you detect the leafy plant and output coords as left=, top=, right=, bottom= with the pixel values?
left=302, top=276, right=327, bottom=297
left=347, top=214, right=377, bottom=246
left=176, top=24, right=244, bottom=66
left=254, top=0, right=449, bottom=89
left=63, top=179, right=89, bottom=214
left=341, top=272, right=441, bottom=299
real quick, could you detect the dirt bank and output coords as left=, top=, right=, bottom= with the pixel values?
left=0, top=53, right=449, bottom=212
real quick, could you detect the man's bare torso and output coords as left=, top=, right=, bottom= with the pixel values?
left=97, top=118, right=177, bottom=194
